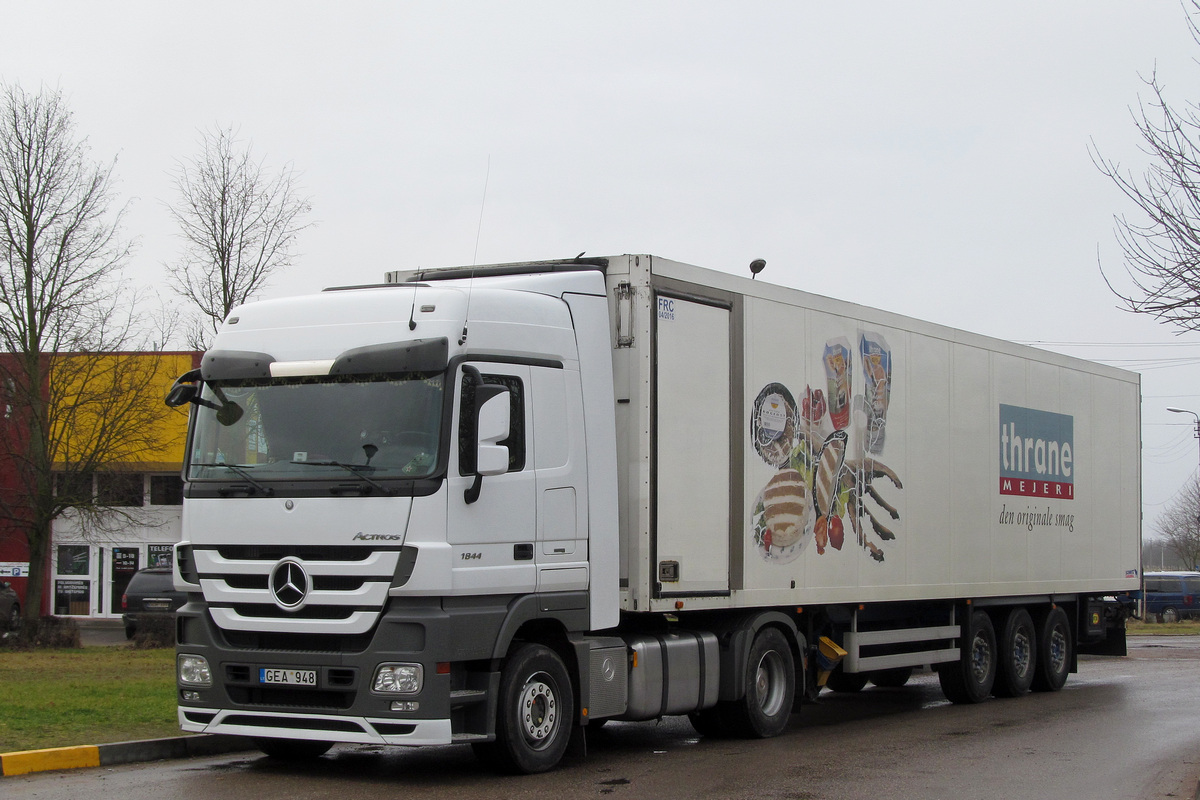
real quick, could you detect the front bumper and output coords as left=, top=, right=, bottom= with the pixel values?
left=178, top=706, right=454, bottom=746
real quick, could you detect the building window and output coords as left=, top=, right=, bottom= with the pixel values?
left=54, top=579, right=91, bottom=615
left=150, top=475, right=184, bottom=505
left=148, top=544, right=174, bottom=568
left=57, top=544, right=90, bottom=576
left=96, top=473, right=145, bottom=507
left=54, top=472, right=94, bottom=504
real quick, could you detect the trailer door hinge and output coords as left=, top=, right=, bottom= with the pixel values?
left=615, top=281, right=635, bottom=348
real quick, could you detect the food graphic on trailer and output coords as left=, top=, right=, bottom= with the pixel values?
left=751, top=331, right=903, bottom=564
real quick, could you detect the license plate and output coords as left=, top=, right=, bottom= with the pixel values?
left=259, top=668, right=317, bottom=686
left=143, top=601, right=171, bottom=611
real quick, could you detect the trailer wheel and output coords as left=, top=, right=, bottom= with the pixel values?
left=870, top=667, right=913, bottom=688
left=725, top=627, right=795, bottom=738
left=937, top=609, right=996, bottom=704
left=475, top=643, right=574, bottom=774
left=825, top=666, right=869, bottom=693
left=1031, top=607, right=1071, bottom=692
left=993, top=608, right=1037, bottom=697
left=253, top=738, right=333, bottom=760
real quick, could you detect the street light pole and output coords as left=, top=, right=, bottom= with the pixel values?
left=1167, top=407, right=1200, bottom=572
left=1167, top=406, right=1200, bottom=475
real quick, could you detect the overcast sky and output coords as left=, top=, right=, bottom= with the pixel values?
left=4, top=1, right=1200, bottom=537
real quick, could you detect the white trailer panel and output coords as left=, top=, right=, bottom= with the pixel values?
left=606, top=255, right=1140, bottom=614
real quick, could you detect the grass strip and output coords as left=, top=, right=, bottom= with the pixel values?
left=0, top=647, right=180, bottom=753
left=1127, top=619, right=1200, bottom=635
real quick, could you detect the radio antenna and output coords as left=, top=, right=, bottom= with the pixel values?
left=462, top=155, right=491, bottom=345
left=472, top=155, right=491, bottom=266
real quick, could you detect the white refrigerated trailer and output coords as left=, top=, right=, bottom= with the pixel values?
left=167, top=254, right=1140, bottom=773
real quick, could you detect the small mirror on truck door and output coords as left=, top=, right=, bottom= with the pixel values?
left=463, top=382, right=511, bottom=504
left=475, top=388, right=511, bottom=477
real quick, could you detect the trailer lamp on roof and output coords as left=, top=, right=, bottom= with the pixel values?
left=177, top=654, right=212, bottom=687
left=373, top=663, right=423, bottom=693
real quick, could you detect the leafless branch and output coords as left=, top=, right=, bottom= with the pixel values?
left=1094, top=1, right=1200, bottom=332
left=164, top=126, right=312, bottom=346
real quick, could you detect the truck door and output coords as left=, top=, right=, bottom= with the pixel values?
left=653, top=293, right=732, bottom=595
left=446, top=362, right=538, bottom=595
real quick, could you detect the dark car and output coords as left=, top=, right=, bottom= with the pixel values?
left=0, top=580, right=19, bottom=631
left=121, top=567, right=186, bottom=638
left=1144, top=571, right=1200, bottom=623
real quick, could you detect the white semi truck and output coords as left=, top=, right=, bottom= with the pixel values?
left=166, top=254, right=1140, bottom=773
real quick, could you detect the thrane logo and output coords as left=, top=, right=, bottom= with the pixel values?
left=353, top=533, right=402, bottom=541
left=998, top=404, right=1074, bottom=500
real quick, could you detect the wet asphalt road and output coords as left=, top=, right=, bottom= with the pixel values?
left=9, top=635, right=1200, bottom=800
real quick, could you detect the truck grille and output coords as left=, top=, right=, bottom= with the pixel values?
left=192, top=545, right=403, bottom=635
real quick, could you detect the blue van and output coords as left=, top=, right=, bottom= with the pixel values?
left=1144, top=571, right=1200, bottom=622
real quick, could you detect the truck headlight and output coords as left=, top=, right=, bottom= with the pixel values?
left=178, top=654, right=212, bottom=687
left=372, top=663, right=423, bottom=694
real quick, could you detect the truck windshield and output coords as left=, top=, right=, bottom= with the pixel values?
left=187, top=372, right=444, bottom=483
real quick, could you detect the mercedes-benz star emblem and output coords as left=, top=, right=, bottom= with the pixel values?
left=270, top=558, right=309, bottom=610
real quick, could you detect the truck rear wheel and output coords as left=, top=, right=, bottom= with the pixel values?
left=993, top=608, right=1037, bottom=697
left=253, top=738, right=333, bottom=760
left=724, top=627, right=795, bottom=738
left=937, top=609, right=996, bottom=704
left=1031, top=607, right=1071, bottom=692
left=475, top=643, right=574, bottom=774
left=687, top=706, right=729, bottom=738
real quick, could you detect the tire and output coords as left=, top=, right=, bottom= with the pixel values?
left=825, top=666, right=870, bottom=693
left=1031, top=607, right=1071, bottom=692
left=870, top=667, right=914, bottom=688
left=253, top=738, right=333, bottom=760
left=1161, top=606, right=1179, bottom=624
left=473, top=643, right=574, bottom=774
left=687, top=706, right=729, bottom=738
left=722, top=627, right=795, bottom=738
left=124, top=625, right=135, bottom=640
left=937, top=610, right=996, bottom=704
left=993, top=608, right=1037, bottom=698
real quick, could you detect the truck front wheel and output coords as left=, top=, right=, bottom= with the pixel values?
left=725, top=627, right=795, bottom=738
left=475, top=643, right=574, bottom=774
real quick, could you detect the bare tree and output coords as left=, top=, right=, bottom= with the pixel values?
left=0, top=83, right=176, bottom=629
left=165, top=126, right=312, bottom=347
left=1154, top=478, right=1200, bottom=571
left=1093, top=1, right=1200, bottom=331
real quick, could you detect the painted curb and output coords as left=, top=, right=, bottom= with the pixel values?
left=0, top=734, right=255, bottom=777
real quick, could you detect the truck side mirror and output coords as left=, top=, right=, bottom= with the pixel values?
left=465, top=384, right=511, bottom=504
left=165, top=379, right=199, bottom=408
left=476, top=388, right=511, bottom=476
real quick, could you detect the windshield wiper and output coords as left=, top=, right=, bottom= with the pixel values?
left=192, top=462, right=274, bottom=496
left=292, top=460, right=394, bottom=496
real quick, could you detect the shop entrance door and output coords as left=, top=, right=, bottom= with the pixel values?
left=108, top=547, right=140, bottom=616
